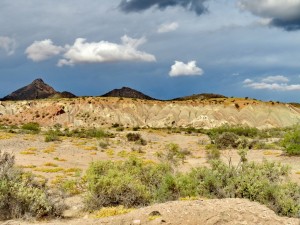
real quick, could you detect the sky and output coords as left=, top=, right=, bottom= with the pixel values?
left=1, top=0, right=300, bottom=102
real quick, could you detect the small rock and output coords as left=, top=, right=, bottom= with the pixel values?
left=149, top=211, right=162, bottom=217
left=132, top=219, right=141, bottom=225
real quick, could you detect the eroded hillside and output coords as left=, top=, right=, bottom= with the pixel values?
left=1, top=97, right=300, bottom=129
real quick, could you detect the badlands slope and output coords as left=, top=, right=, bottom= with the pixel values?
left=0, top=97, right=300, bottom=129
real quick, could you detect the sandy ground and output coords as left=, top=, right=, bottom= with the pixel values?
left=0, top=130, right=299, bottom=184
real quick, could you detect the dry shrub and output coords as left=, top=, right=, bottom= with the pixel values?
left=0, top=151, right=64, bottom=220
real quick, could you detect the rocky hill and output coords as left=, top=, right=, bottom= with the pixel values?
left=1, top=79, right=76, bottom=101
left=0, top=97, right=300, bottom=129
left=173, top=93, right=227, bottom=101
left=49, top=91, right=77, bottom=99
left=102, top=87, right=155, bottom=100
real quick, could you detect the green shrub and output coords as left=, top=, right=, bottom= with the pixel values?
left=84, top=156, right=300, bottom=218
left=205, top=144, right=220, bottom=160
left=21, top=122, right=41, bottom=133
left=214, top=132, right=239, bottom=149
left=99, top=139, right=109, bottom=149
left=132, top=126, right=140, bottom=131
left=116, top=127, right=124, bottom=132
left=188, top=159, right=300, bottom=217
left=156, top=143, right=189, bottom=166
left=126, top=133, right=147, bottom=145
left=85, top=158, right=174, bottom=210
left=60, top=179, right=84, bottom=196
left=281, top=127, right=300, bottom=155
left=64, top=128, right=114, bottom=139
left=206, top=125, right=259, bottom=139
left=45, top=130, right=61, bottom=142
left=126, top=133, right=141, bottom=142
left=0, top=151, right=63, bottom=219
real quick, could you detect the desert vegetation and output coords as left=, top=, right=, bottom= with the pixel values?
left=0, top=123, right=300, bottom=223
left=84, top=153, right=300, bottom=217
left=0, top=151, right=64, bottom=220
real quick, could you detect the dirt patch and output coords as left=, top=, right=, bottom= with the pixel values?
left=4, top=199, right=299, bottom=225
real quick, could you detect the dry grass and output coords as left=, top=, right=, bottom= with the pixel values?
left=263, top=150, right=281, bottom=156
left=34, top=167, right=64, bottom=173
left=0, top=132, right=15, bottom=140
left=43, top=162, right=59, bottom=167
left=43, top=145, right=56, bottom=154
left=83, top=146, right=98, bottom=151
left=20, top=147, right=38, bottom=155
left=19, top=164, right=37, bottom=169
left=22, top=134, right=36, bottom=141
left=64, top=167, right=82, bottom=173
left=105, top=149, right=115, bottom=157
left=117, top=150, right=129, bottom=158
left=92, top=206, right=134, bottom=219
left=53, top=157, right=67, bottom=162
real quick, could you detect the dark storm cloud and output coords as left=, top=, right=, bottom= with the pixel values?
left=271, top=18, right=300, bottom=31
left=119, top=0, right=209, bottom=15
left=239, top=0, right=300, bottom=31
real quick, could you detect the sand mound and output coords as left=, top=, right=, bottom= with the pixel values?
left=6, top=198, right=299, bottom=225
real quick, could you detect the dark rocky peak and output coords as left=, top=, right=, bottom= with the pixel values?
left=32, top=78, right=45, bottom=84
left=102, top=86, right=155, bottom=100
left=2, top=78, right=57, bottom=101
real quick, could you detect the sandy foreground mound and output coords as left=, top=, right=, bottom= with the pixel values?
left=4, top=199, right=299, bottom=225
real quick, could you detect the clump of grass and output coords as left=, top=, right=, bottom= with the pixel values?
left=43, top=146, right=56, bottom=154
left=0, top=132, right=15, bottom=140
left=20, top=151, right=36, bottom=155
left=19, top=164, right=37, bottom=169
left=92, top=206, right=134, bottom=218
left=53, top=157, right=66, bottom=162
left=44, top=162, right=59, bottom=167
left=83, top=146, right=98, bottom=151
left=263, top=150, right=281, bottom=156
left=179, top=196, right=200, bottom=201
left=117, top=150, right=129, bottom=158
left=148, top=215, right=162, bottom=221
left=34, top=167, right=64, bottom=173
left=105, top=149, right=115, bottom=157
left=64, top=168, right=82, bottom=173
left=20, top=147, right=38, bottom=155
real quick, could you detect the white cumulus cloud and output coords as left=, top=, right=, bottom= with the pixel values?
left=261, top=75, right=290, bottom=83
left=25, top=39, right=64, bottom=62
left=157, top=22, right=179, bottom=33
left=58, top=35, right=156, bottom=67
left=0, top=36, right=16, bottom=55
left=169, top=61, right=204, bottom=77
left=244, top=75, right=300, bottom=91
